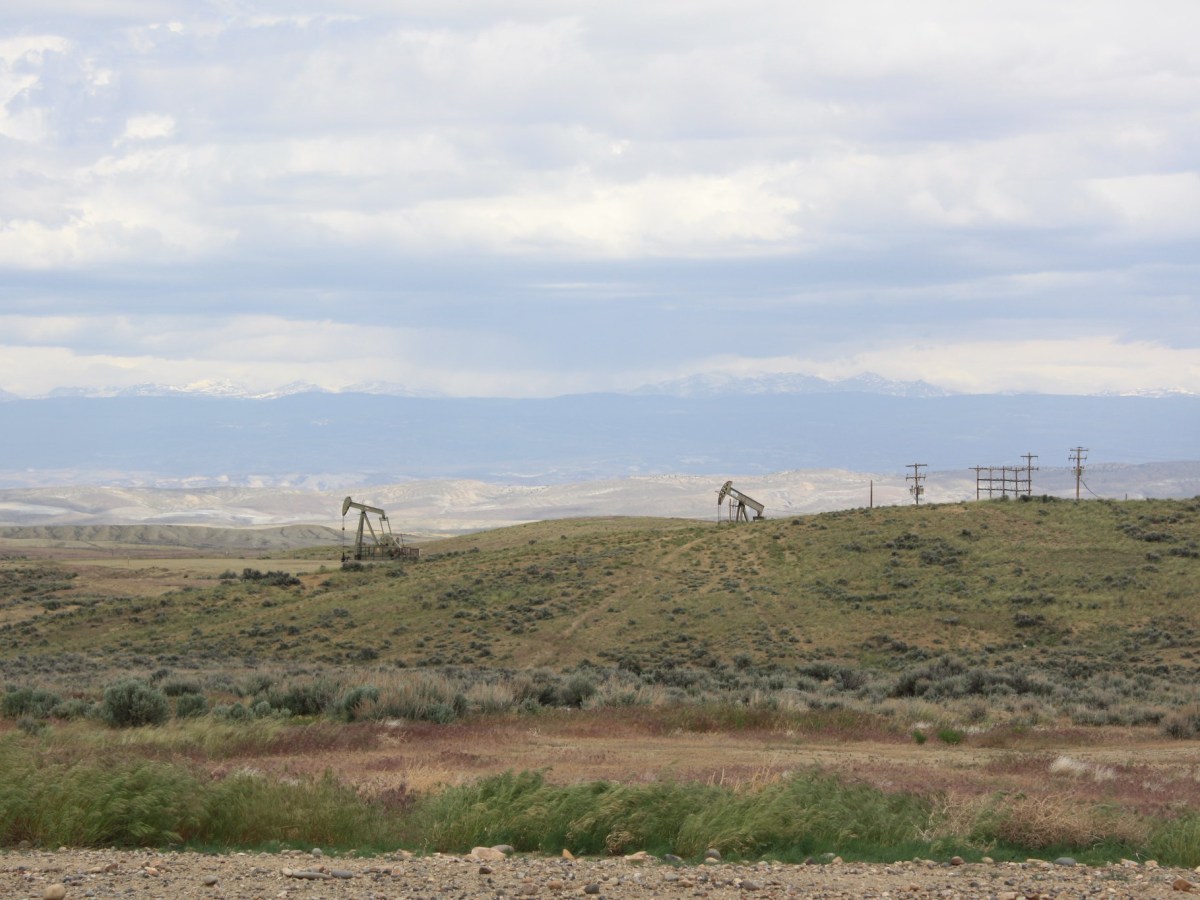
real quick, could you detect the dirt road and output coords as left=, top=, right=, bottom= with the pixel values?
left=4, top=847, right=1198, bottom=900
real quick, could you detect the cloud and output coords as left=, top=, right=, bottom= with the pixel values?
left=0, top=1, right=1196, bottom=399
left=118, top=112, right=176, bottom=142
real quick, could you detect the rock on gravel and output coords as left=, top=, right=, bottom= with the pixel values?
left=2, top=847, right=1198, bottom=899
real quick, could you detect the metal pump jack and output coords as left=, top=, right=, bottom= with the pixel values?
left=341, top=496, right=420, bottom=561
left=717, top=480, right=765, bottom=522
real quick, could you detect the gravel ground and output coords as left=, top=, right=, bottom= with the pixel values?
left=3, top=847, right=1199, bottom=900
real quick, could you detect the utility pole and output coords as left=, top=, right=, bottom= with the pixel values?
left=1021, top=452, right=1039, bottom=497
left=907, top=463, right=927, bottom=506
left=1069, top=447, right=1087, bottom=501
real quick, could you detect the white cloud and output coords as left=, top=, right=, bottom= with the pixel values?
left=0, top=35, right=72, bottom=142
left=1087, top=172, right=1200, bottom=238
left=118, top=113, right=176, bottom=142
left=0, top=1, right=1196, bottom=398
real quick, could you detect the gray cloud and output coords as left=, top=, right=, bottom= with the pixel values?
left=0, top=1, right=1196, bottom=397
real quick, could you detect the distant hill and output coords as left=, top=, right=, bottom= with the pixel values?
left=0, top=524, right=341, bottom=552
left=0, top=390, right=1197, bottom=489
left=0, top=463, right=1197, bottom=533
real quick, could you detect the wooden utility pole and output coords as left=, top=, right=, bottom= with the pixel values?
left=906, top=463, right=927, bottom=506
left=1069, top=447, right=1088, bottom=501
left=1021, top=452, right=1039, bottom=496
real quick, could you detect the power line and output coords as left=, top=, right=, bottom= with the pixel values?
left=907, top=463, right=927, bottom=506
left=1070, top=448, right=1089, bottom=504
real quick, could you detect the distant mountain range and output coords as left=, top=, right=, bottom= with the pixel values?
left=0, top=384, right=1197, bottom=491
left=10, top=373, right=1194, bottom=404
left=631, top=372, right=953, bottom=398
left=7, top=371, right=957, bottom=401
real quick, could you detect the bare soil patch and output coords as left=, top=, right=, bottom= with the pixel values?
left=195, top=713, right=1200, bottom=822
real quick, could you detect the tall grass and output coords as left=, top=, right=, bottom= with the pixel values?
left=0, top=736, right=402, bottom=850
left=405, top=769, right=938, bottom=860
left=1149, top=813, right=1200, bottom=868
left=3, top=735, right=1198, bottom=866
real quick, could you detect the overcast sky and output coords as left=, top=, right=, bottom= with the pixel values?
left=1, top=1, right=1197, bottom=398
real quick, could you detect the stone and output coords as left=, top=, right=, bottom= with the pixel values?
left=583, top=884, right=601, bottom=895
left=43, top=886, right=67, bottom=900
left=311, top=848, right=323, bottom=858
left=949, top=856, right=964, bottom=866
left=284, top=869, right=332, bottom=880
left=479, top=865, right=494, bottom=875
left=741, top=879, right=762, bottom=891
left=705, top=848, right=722, bottom=861
left=623, top=851, right=651, bottom=862
left=472, top=846, right=507, bottom=861
left=663, top=854, right=683, bottom=864
left=493, top=844, right=516, bottom=855
left=1054, top=857, right=1077, bottom=867
left=202, top=874, right=219, bottom=886
left=330, top=869, right=354, bottom=879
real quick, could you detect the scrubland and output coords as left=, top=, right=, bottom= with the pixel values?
left=2, top=497, right=1199, bottom=866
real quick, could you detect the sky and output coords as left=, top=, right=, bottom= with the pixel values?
left=0, top=0, right=1198, bottom=398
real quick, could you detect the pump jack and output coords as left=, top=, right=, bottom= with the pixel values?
left=341, top=496, right=420, bottom=561
left=717, top=480, right=765, bottom=522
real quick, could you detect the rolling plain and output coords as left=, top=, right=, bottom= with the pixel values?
left=2, top=495, right=1200, bottom=886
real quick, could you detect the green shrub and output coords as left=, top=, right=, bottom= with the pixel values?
left=175, top=694, right=209, bottom=719
left=263, top=679, right=340, bottom=717
left=337, top=685, right=380, bottom=722
left=161, top=679, right=203, bottom=697
left=101, top=680, right=170, bottom=728
left=214, top=702, right=251, bottom=722
left=557, top=673, right=598, bottom=708
left=51, top=698, right=94, bottom=720
left=1161, top=704, right=1200, bottom=739
left=2, top=687, right=62, bottom=720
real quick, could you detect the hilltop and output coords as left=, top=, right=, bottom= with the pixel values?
left=3, top=497, right=1198, bottom=717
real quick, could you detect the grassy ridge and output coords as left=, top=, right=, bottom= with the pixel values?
left=2, top=498, right=1200, bottom=731
left=3, top=498, right=1198, bottom=674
